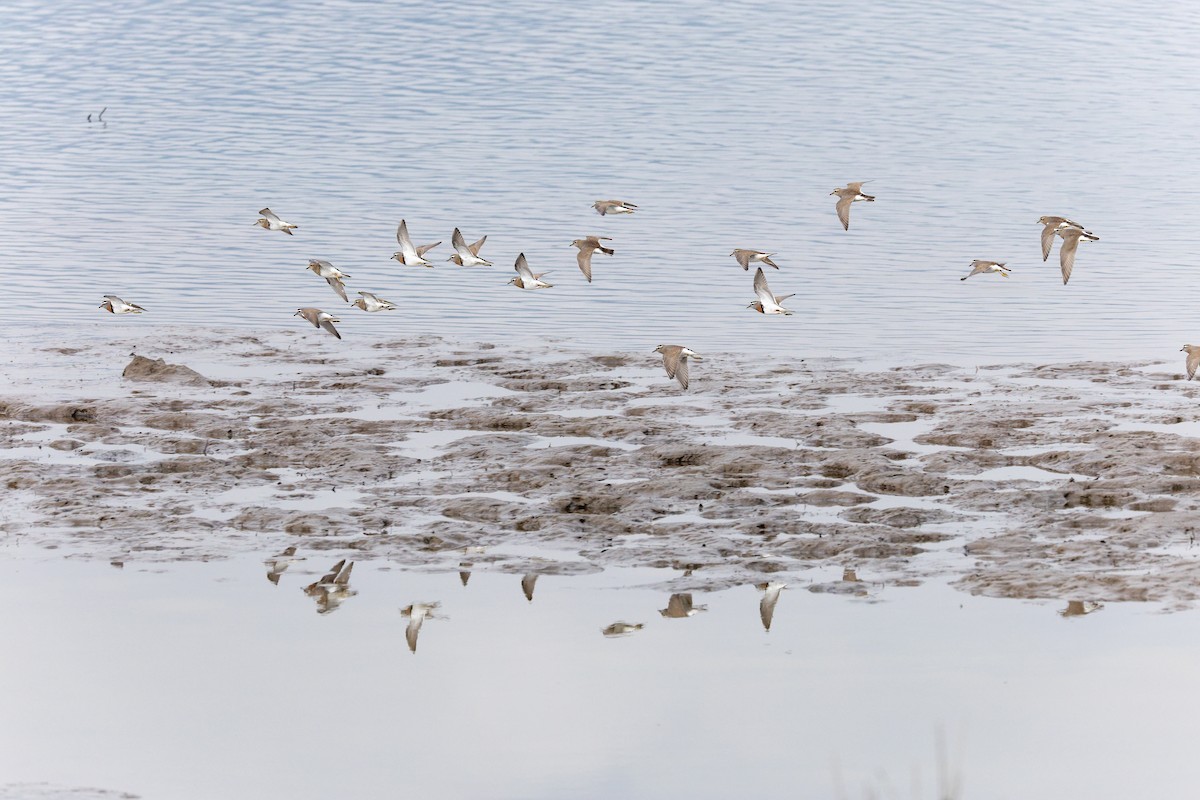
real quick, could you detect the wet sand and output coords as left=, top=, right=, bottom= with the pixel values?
left=4, top=328, right=1200, bottom=606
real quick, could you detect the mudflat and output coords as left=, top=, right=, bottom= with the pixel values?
left=4, top=328, right=1199, bottom=607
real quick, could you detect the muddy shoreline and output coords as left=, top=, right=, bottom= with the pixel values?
left=3, top=329, right=1200, bottom=606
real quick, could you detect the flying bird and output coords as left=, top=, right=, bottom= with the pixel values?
left=307, top=260, right=350, bottom=302
left=830, top=182, right=874, bottom=230
left=98, top=295, right=145, bottom=314
left=960, top=260, right=1011, bottom=281
left=1181, top=345, right=1200, bottom=381
left=659, top=593, right=707, bottom=618
left=303, top=559, right=356, bottom=614
left=255, top=208, right=297, bottom=235
left=265, top=546, right=299, bottom=585
left=509, top=253, right=553, bottom=289
left=351, top=291, right=397, bottom=312
left=448, top=228, right=493, bottom=266
left=401, top=602, right=440, bottom=653
left=654, top=344, right=701, bottom=390
left=757, top=582, right=787, bottom=631
left=1037, top=216, right=1089, bottom=262
left=294, top=307, right=342, bottom=339
left=1057, top=225, right=1100, bottom=284
left=392, top=220, right=441, bottom=267
left=570, top=236, right=614, bottom=282
left=593, top=199, right=637, bottom=216
left=602, top=622, right=645, bottom=637
left=748, top=267, right=794, bottom=314
left=730, top=249, right=779, bottom=270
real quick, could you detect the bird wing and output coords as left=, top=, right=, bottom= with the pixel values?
left=732, top=250, right=752, bottom=270
left=844, top=181, right=867, bottom=192
left=1059, top=234, right=1081, bottom=284
left=259, top=208, right=281, bottom=223
left=774, top=293, right=795, bottom=304
left=103, top=295, right=124, bottom=303
left=515, top=253, right=535, bottom=281
left=761, top=255, right=780, bottom=269
left=320, top=317, right=342, bottom=339
left=1189, top=351, right=1200, bottom=381
left=753, top=268, right=776, bottom=305
left=759, top=593, right=778, bottom=631
left=835, top=195, right=853, bottom=230
left=326, top=276, right=349, bottom=302
left=469, top=235, right=487, bottom=255
left=576, top=249, right=593, bottom=282
left=675, top=355, right=690, bottom=390
left=396, top=220, right=419, bottom=259
left=417, top=241, right=442, bottom=256
left=451, top=227, right=468, bottom=254
left=334, top=561, right=354, bottom=585
left=358, top=291, right=379, bottom=302
left=660, top=347, right=680, bottom=379
left=1040, top=224, right=1059, bottom=262
left=405, top=616, right=422, bottom=653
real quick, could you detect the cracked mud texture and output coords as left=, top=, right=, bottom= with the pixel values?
left=4, top=328, right=1200, bottom=606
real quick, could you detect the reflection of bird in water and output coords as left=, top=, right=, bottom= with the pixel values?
left=756, top=582, right=787, bottom=631
left=602, top=622, right=644, bottom=637
left=459, top=568, right=472, bottom=587
left=842, top=568, right=860, bottom=583
left=660, top=593, right=707, bottom=618
left=521, top=573, right=538, bottom=602
left=1059, top=601, right=1103, bottom=618
left=265, top=545, right=299, bottom=585
left=303, top=559, right=356, bottom=614
left=401, top=603, right=440, bottom=653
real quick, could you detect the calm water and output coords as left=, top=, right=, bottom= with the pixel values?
left=2, top=1, right=1199, bottom=360
left=3, top=556, right=1200, bottom=800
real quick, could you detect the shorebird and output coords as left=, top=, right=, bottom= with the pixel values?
left=654, top=344, right=701, bottom=390
left=521, top=573, right=538, bottom=602
left=391, top=220, right=441, bottom=267
left=509, top=253, right=553, bottom=289
left=304, top=559, right=356, bottom=614
left=307, top=259, right=350, bottom=302
left=960, top=260, right=1011, bottom=281
left=830, top=182, right=874, bottom=230
left=265, top=546, right=299, bottom=586
left=447, top=228, right=493, bottom=266
left=1059, top=601, right=1103, bottom=618
left=730, top=249, right=779, bottom=270
left=757, top=582, right=787, bottom=632
left=351, top=291, right=396, bottom=312
left=1057, top=225, right=1100, bottom=284
left=748, top=267, right=794, bottom=314
left=593, top=199, right=637, bottom=216
left=601, top=622, right=645, bottom=637
left=254, top=208, right=297, bottom=235
left=294, top=307, right=342, bottom=339
left=1037, top=216, right=1089, bottom=262
left=660, top=593, right=707, bottom=618
left=401, top=602, right=440, bottom=653
left=570, top=236, right=614, bottom=283
left=1181, top=345, right=1200, bottom=380
left=98, top=295, right=145, bottom=314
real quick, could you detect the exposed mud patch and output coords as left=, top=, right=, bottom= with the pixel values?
left=4, top=331, right=1200, bottom=605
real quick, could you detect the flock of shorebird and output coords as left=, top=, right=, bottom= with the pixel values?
left=270, top=547, right=792, bottom=650
left=98, top=185, right=1164, bottom=387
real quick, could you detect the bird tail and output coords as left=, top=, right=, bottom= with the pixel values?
left=600, top=246, right=615, bottom=256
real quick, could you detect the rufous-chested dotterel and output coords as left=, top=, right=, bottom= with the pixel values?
left=1037, top=216, right=1089, bottom=262
left=99, top=295, right=145, bottom=314
left=392, top=220, right=441, bottom=267
left=960, top=260, right=1011, bottom=281
left=307, top=259, right=350, bottom=302
left=730, top=249, right=779, bottom=270
left=654, top=344, right=701, bottom=390
left=830, top=182, right=874, bottom=230
left=447, top=228, right=492, bottom=266
left=508, top=253, right=553, bottom=289
left=352, top=291, right=396, bottom=312
left=748, top=267, right=794, bottom=314
left=1056, top=225, right=1100, bottom=285
left=293, top=307, right=342, bottom=339
left=593, top=199, right=637, bottom=216
left=1181, top=345, right=1200, bottom=381
left=254, top=208, right=297, bottom=234
left=571, top=236, right=614, bottom=282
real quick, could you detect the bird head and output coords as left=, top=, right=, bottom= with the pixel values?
left=653, top=345, right=664, bottom=353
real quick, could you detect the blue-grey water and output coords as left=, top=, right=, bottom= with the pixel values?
left=2, top=0, right=1198, bottom=360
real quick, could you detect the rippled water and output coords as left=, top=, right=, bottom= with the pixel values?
left=2, top=0, right=1199, bottom=361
